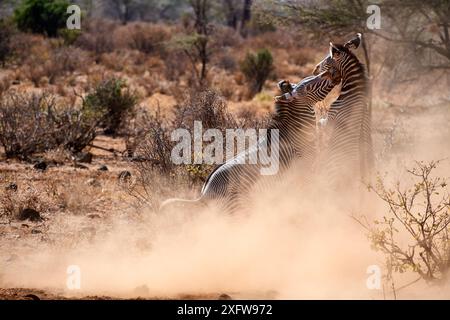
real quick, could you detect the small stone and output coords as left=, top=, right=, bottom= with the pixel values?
left=98, top=165, right=108, bottom=171
left=87, top=214, right=101, bottom=219
left=75, top=152, right=93, bottom=164
left=74, top=163, right=89, bottom=170
left=218, top=293, right=232, bottom=300
left=5, top=182, right=18, bottom=191
left=33, top=161, right=47, bottom=171
left=23, top=294, right=40, bottom=300
left=118, top=170, right=132, bottom=182
left=31, top=229, right=42, bottom=234
left=86, top=178, right=101, bottom=187
left=18, top=208, right=42, bottom=222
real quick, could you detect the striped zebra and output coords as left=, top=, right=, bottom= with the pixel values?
left=313, top=33, right=374, bottom=189
left=160, top=68, right=341, bottom=214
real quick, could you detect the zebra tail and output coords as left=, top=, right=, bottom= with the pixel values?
left=158, top=197, right=205, bottom=213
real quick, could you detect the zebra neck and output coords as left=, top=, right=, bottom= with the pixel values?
left=340, top=60, right=368, bottom=94
left=269, top=104, right=316, bottom=147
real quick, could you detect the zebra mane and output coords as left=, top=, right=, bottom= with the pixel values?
left=334, top=43, right=368, bottom=80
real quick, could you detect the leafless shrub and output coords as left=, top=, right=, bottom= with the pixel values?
left=132, top=107, right=174, bottom=173
left=0, top=92, right=59, bottom=159
left=116, top=22, right=171, bottom=55
left=20, top=44, right=90, bottom=86
left=173, top=89, right=237, bottom=131
left=75, top=19, right=116, bottom=56
left=355, top=160, right=450, bottom=289
left=235, top=104, right=270, bottom=130
left=163, top=50, right=189, bottom=81
left=127, top=89, right=239, bottom=209
left=216, top=52, right=237, bottom=72
left=0, top=91, right=99, bottom=159
left=53, top=105, right=99, bottom=153
left=0, top=74, right=11, bottom=96
left=124, top=106, right=185, bottom=210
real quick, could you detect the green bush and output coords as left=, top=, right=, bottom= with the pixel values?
left=58, top=28, right=82, bottom=46
left=240, top=48, right=274, bottom=97
left=14, top=0, right=70, bottom=37
left=83, top=78, right=138, bottom=135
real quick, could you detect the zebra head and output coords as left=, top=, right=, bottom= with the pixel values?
left=312, top=33, right=362, bottom=76
left=275, top=67, right=341, bottom=104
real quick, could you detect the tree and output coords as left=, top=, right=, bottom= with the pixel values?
left=221, top=0, right=240, bottom=29
left=240, top=48, right=274, bottom=97
left=260, top=0, right=450, bottom=73
left=101, top=0, right=158, bottom=24
left=0, top=19, right=14, bottom=67
left=14, top=0, right=71, bottom=37
left=373, top=0, right=450, bottom=70
left=240, top=0, right=252, bottom=37
left=171, top=0, right=212, bottom=86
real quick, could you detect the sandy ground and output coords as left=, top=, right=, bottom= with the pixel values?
left=0, top=97, right=449, bottom=300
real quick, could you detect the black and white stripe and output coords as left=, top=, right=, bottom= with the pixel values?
left=313, top=33, right=374, bottom=188
left=160, top=70, right=340, bottom=214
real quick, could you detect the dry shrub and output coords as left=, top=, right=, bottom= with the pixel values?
left=215, top=51, right=237, bottom=72
left=0, top=177, right=60, bottom=222
left=127, top=89, right=240, bottom=208
left=213, top=26, right=243, bottom=48
left=210, top=69, right=243, bottom=101
left=20, top=42, right=91, bottom=86
left=0, top=91, right=99, bottom=159
left=99, top=50, right=149, bottom=75
left=288, top=47, right=317, bottom=67
left=6, top=32, right=41, bottom=63
left=54, top=105, right=99, bottom=153
left=246, top=30, right=295, bottom=51
left=126, top=107, right=186, bottom=210
left=0, top=92, right=59, bottom=158
left=358, top=160, right=450, bottom=286
left=114, top=22, right=171, bottom=55
left=173, top=89, right=237, bottom=131
left=235, top=103, right=271, bottom=130
left=0, top=74, right=11, bottom=96
left=75, top=19, right=116, bottom=55
left=163, top=50, right=189, bottom=81
left=133, top=107, right=174, bottom=174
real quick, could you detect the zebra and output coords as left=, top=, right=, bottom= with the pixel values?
left=160, top=68, right=341, bottom=214
left=312, top=33, right=374, bottom=189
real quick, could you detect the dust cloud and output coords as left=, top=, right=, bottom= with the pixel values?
left=1, top=77, right=449, bottom=300
left=2, top=151, right=449, bottom=299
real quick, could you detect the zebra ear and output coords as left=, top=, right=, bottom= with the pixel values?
left=344, top=33, right=362, bottom=50
left=329, top=42, right=340, bottom=56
